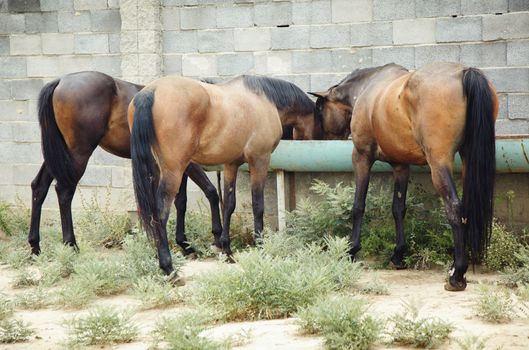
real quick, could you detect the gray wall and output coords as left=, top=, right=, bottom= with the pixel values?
left=0, top=0, right=528, bottom=215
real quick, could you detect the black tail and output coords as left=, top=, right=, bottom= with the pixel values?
left=461, top=67, right=496, bottom=264
left=38, top=79, right=77, bottom=188
left=130, top=90, right=160, bottom=237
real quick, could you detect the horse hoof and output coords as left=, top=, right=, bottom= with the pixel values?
left=30, top=247, right=41, bottom=256
left=165, top=271, right=185, bottom=287
left=444, top=277, right=467, bottom=292
left=389, top=260, right=407, bottom=270
left=224, top=254, right=236, bottom=264
left=185, top=252, right=198, bottom=260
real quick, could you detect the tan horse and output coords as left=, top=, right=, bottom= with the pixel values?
left=128, top=75, right=322, bottom=277
left=311, top=62, right=498, bottom=291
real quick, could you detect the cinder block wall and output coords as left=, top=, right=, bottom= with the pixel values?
left=0, top=0, right=528, bottom=215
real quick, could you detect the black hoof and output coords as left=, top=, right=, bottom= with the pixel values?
left=390, top=257, right=407, bottom=270
left=30, top=246, right=40, bottom=256
left=165, top=270, right=185, bottom=287
left=444, top=275, right=467, bottom=292
left=182, top=246, right=196, bottom=257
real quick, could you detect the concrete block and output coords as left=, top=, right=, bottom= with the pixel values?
left=74, top=0, right=107, bottom=10
left=10, top=79, right=43, bottom=101
left=180, top=7, right=216, bottom=30
left=393, top=18, right=436, bottom=45
left=162, top=54, right=182, bottom=75
left=415, top=45, right=460, bottom=68
left=234, top=28, right=270, bottom=51
left=58, top=11, right=91, bottom=32
left=91, top=9, right=121, bottom=32
left=0, top=57, right=26, bottom=78
left=254, top=2, right=291, bottom=26
left=138, top=54, right=161, bottom=76
left=57, top=56, right=93, bottom=75
left=0, top=0, right=6, bottom=12
left=332, top=48, right=373, bottom=71
left=483, top=12, right=529, bottom=40
left=507, top=94, right=529, bottom=120
left=163, top=30, right=197, bottom=53
left=12, top=122, right=40, bottom=142
left=460, top=42, right=506, bottom=67
left=0, top=14, right=24, bottom=34
left=331, top=0, right=372, bottom=23
left=461, top=0, right=508, bottom=15
left=108, top=0, right=119, bottom=9
left=25, top=12, right=58, bottom=34
left=0, top=35, right=8, bottom=55
left=260, top=51, right=292, bottom=75
left=137, top=6, right=160, bottom=31
left=507, top=40, right=529, bottom=66
left=111, top=166, right=132, bottom=188
left=436, top=16, right=482, bottom=43
left=373, top=0, right=415, bottom=20
left=79, top=166, right=112, bottom=187
left=0, top=165, right=14, bottom=185
left=12, top=164, right=42, bottom=186
left=483, top=68, right=529, bottom=93
left=497, top=93, right=508, bottom=119
left=0, top=143, right=41, bottom=164
left=271, top=26, right=309, bottom=50
left=182, top=54, right=217, bottom=77
left=217, top=5, right=252, bottom=28
left=350, top=22, right=392, bottom=47
left=0, top=122, right=12, bottom=142
left=0, top=100, right=29, bottom=121
left=293, top=0, right=331, bottom=25
left=310, top=73, right=346, bottom=91
left=40, top=0, right=74, bottom=11
left=119, top=0, right=137, bottom=31
left=74, top=33, right=109, bottom=54
left=93, top=55, right=121, bottom=76
left=91, top=148, right=129, bottom=166
left=271, top=74, right=311, bottom=92
left=41, top=33, right=74, bottom=54
left=372, top=46, right=415, bottom=68
left=121, top=54, right=138, bottom=78
left=509, top=0, right=529, bottom=11
left=217, top=52, right=254, bottom=76
left=0, top=80, right=10, bottom=99
left=138, top=30, right=161, bottom=52
left=292, top=50, right=332, bottom=73
left=310, top=24, right=350, bottom=48
left=7, top=0, right=40, bottom=12
left=198, top=29, right=234, bottom=53
left=109, top=33, right=120, bottom=53
left=415, top=0, right=460, bottom=17
left=120, top=31, right=137, bottom=53
left=162, top=7, right=180, bottom=30
left=495, top=119, right=529, bottom=134
left=9, top=34, right=41, bottom=55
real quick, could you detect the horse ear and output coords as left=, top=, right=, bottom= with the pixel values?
left=308, top=91, right=329, bottom=99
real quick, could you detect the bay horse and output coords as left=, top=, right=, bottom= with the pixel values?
left=31, top=71, right=222, bottom=257
left=129, top=75, right=322, bottom=277
left=310, top=62, right=498, bottom=291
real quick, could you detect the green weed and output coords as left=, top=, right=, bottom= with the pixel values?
left=0, top=319, right=34, bottom=343
left=454, top=334, right=488, bottom=350
left=504, top=246, right=529, bottom=286
left=0, top=294, right=14, bottom=320
left=132, top=276, right=181, bottom=310
left=484, top=221, right=524, bottom=271
left=0, top=201, right=29, bottom=237
left=14, top=287, right=50, bottom=310
left=296, top=294, right=381, bottom=350
left=474, top=285, right=515, bottom=323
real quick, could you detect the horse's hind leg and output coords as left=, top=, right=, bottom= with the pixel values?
left=185, top=163, right=222, bottom=247
left=174, top=172, right=196, bottom=256
left=430, top=165, right=467, bottom=291
left=248, top=155, right=270, bottom=242
left=28, top=163, right=54, bottom=255
left=390, top=164, right=410, bottom=269
left=350, top=149, right=375, bottom=258
left=219, top=162, right=241, bottom=257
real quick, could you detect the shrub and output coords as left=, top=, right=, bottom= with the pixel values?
left=66, top=307, right=138, bottom=346
left=296, top=294, right=381, bottom=350
left=474, top=285, right=515, bottom=323
left=0, top=201, right=30, bottom=237
left=454, top=334, right=488, bottom=350
left=359, top=272, right=390, bottom=295
left=0, top=295, right=14, bottom=321
left=388, top=299, right=454, bottom=349
left=484, top=222, right=524, bottom=271
left=14, top=287, right=50, bottom=310
left=504, top=246, right=529, bottom=286
left=192, top=233, right=362, bottom=321
left=0, top=319, right=34, bottom=343
left=132, top=276, right=182, bottom=310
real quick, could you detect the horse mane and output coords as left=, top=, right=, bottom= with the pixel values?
left=241, top=75, right=315, bottom=116
left=336, top=63, right=408, bottom=88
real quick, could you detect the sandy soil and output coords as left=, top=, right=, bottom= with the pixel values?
left=1, top=261, right=528, bottom=350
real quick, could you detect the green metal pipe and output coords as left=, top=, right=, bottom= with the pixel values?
left=204, top=136, right=529, bottom=173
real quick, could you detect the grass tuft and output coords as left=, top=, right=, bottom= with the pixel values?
left=474, top=285, right=515, bottom=323
left=296, top=294, right=381, bottom=350
left=14, top=287, right=50, bottom=310
left=0, top=319, right=34, bottom=343
left=0, top=295, right=14, bottom=321
left=454, top=334, right=488, bottom=350
left=66, top=306, right=138, bottom=346
left=132, top=276, right=181, bottom=310
left=388, top=299, right=453, bottom=349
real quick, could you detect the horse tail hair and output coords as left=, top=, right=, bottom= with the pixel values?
left=38, top=78, right=77, bottom=188
left=130, top=90, right=160, bottom=237
left=461, top=67, right=496, bottom=264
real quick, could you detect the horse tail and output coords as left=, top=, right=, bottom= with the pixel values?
left=130, top=90, right=160, bottom=236
left=38, top=78, right=77, bottom=188
left=461, top=67, right=496, bottom=264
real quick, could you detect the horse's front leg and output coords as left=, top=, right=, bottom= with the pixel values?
left=248, top=155, right=270, bottom=243
left=390, top=163, right=410, bottom=269
left=28, top=163, right=54, bottom=255
left=219, top=162, right=240, bottom=257
left=431, top=166, right=467, bottom=291
left=350, top=149, right=375, bottom=259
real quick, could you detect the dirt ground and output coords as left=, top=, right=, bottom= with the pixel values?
left=1, top=260, right=528, bottom=350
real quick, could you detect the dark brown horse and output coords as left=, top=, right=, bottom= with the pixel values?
left=31, top=71, right=222, bottom=256
left=311, top=62, right=498, bottom=291
left=129, top=75, right=322, bottom=277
